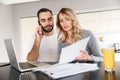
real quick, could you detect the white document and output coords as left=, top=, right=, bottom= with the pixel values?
left=59, top=37, right=90, bottom=64
left=32, top=63, right=99, bottom=79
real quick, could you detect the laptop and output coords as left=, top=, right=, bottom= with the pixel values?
left=4, top=38, right=38, bottom=72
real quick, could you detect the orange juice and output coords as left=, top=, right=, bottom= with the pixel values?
left=105, top=71, right=116, bottom=80
left=103, top=48, right=115, bottom=71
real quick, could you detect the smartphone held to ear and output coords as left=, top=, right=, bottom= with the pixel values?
left=38, top=21, right=43, bottom=35
left=39, top=31, right=42, bottom=34
left=38, top=21, right=41, bottom=25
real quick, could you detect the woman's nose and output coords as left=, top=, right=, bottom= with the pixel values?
left=63, top=20, right=67, bottom=25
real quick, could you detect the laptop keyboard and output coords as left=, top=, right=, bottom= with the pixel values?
left=19, top=62, right=36, bottom=69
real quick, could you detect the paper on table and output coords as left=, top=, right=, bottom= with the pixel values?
left=49, top=63, right=99, bottom=79
left=59, top=37, right=90, bottom=64
left=32, top=63, right=99, bottom=79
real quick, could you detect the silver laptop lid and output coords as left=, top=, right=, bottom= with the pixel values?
left=4, top=39, right=50, bottom=72
left=4, top=39, right=21, bottom=70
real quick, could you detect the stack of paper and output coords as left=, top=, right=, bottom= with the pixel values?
left=32, top=63, right=99, bottom=79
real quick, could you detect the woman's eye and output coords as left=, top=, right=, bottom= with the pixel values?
left=60, top=20, right=63, bottom=23
left=66, top=18, right=70, bottom=21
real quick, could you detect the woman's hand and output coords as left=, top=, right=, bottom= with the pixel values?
left=75, top=50, right=92, bottom=61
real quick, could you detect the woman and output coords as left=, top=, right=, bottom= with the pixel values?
left=56, top=8, right=103, bottom=62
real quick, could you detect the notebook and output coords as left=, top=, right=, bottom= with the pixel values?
left=4, top=38, right=49, bottom=72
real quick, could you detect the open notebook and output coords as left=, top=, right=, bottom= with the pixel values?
left=32, top=37, right=99, bottom=79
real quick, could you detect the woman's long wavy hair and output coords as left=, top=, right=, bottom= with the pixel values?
left=56, top=8, right=83, bottom=43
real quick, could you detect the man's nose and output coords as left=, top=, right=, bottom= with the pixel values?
left=45, top=20, right=50, bottom=25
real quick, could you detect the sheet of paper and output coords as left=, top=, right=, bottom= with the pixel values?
left=50, top=63, right=99, bottom=79
left=32, top=63, right=99, bottom=79
left=59, top=37, right=90, bottom=64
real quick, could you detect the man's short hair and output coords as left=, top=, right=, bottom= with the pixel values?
left=37, top=8, right=53, bottom=19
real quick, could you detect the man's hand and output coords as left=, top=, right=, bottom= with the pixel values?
left=35, top=25, right=43, bottom=41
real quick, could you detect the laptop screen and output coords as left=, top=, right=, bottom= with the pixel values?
left=4, top=39, right=20, bottom=69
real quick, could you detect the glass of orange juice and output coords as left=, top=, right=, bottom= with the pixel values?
left=103, top=45, right=115, bottom=72
left=105, top=71, right=116, bottom=80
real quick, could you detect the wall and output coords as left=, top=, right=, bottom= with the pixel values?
left=0, top=3, right=14, bottom=62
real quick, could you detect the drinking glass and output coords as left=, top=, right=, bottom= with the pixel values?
left=103, top=46, right=115, bottom=72
left=105, top=71, right=116, bottom=80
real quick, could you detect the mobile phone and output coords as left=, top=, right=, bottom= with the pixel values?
left=38, top=21, right=43, bottom=35
left=38, top=21, right=41, bottom=25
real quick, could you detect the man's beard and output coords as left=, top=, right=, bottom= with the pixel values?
left=41, top=25, right=54, bottom=33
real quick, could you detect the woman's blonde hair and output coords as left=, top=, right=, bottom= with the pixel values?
left=56, top=8, right=83, bottom=43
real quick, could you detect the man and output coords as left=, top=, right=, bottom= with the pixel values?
left=27, top=8, right=59, bottom=62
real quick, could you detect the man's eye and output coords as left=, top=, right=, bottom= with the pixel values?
left=48, top=18, right=52, bottom=21
left=41, top=20, right=45, bottom=22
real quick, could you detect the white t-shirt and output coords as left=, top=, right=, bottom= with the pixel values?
left=29, top=30, right=59, bottom=62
